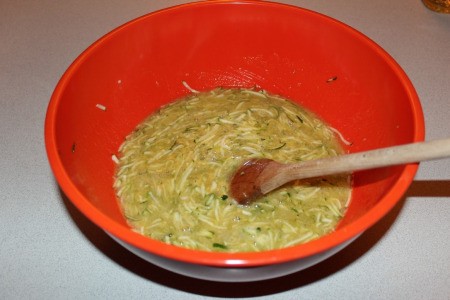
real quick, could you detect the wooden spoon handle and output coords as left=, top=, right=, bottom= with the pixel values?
left=263, top=138, right=450, bottom=194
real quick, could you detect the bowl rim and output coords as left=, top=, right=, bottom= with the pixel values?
left=45, top=0, right=424, bottom=267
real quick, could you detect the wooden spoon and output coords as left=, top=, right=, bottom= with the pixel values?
left=230, top=138, right=450, bottom=204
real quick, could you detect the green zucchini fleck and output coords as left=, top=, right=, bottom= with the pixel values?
left=213, top=243, right=228, bottom=249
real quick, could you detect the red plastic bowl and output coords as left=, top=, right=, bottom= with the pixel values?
left=45, top=1, right=424, bottom=281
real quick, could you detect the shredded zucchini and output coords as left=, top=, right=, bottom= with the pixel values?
left=114, top=88, right=351, bottom=252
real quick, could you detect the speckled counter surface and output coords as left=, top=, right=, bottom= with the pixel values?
left=1, top=1, right=449, bottom=299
